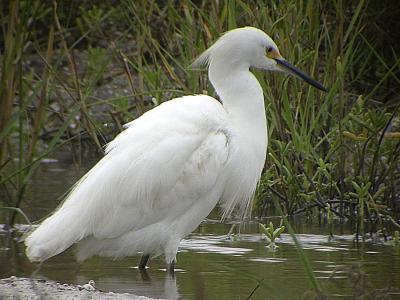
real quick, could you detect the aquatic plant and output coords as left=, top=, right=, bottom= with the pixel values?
left=391, top=231, right=400, bottom=247
left=259, top=221, right=285, bottom=250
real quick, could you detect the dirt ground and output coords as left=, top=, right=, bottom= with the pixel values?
left=0, top=276, right=160, bottom=300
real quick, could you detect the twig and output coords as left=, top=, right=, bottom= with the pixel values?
left=292, top=200, right=351, bottom=218
left=119, top=51, right=146, bottom=116
left=246, top=279, right=263, bottom=300
left=295, top=154, right=346, bottom=218
left=1, top=207, right=32, bottom=226
left=267, top=185, right=286, bottom=201
left=386, top=215, right=400, bottom=229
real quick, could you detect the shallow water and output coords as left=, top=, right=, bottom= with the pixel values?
left=1, top=149, right=399, bottom=299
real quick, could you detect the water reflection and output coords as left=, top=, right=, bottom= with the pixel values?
left=73, top=270, right=180, bottom=299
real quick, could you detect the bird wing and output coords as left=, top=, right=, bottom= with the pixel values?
left=25, top=95, right=231, bottom=262
left=62, top=95, right=230, bottom=239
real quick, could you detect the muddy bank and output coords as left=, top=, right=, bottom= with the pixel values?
left=0, top=276, right=161, bottom=300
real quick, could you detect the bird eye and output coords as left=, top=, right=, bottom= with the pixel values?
left=266, top=47, right=273, bottom=53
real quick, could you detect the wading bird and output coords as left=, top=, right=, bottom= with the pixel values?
left=25, top=27, right=326, bottom=272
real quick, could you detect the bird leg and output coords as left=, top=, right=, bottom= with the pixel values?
left=167, top=260, right=175, bottom=275
left=139, top=268, right=151, bottom=281
left=139, top=254, right=150, bottom=269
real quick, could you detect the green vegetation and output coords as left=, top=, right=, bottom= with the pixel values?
left=1, top=0, right=399, bottom=258
left=259, top=221, right=285, bottom=249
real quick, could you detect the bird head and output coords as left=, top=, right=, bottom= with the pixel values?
left=192, top=27, right=326, bottom=92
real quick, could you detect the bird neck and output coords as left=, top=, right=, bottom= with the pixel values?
left=209, top=63, right=267, bottom=136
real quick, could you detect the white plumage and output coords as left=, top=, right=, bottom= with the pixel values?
left=25, top=27, right=325, bottom=269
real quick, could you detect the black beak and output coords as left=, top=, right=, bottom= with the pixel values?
left=275, top=58, right=327, bottom=92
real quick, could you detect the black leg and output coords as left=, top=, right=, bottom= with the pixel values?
left=167, top=260, right=175, bottom=275
left=139, top=254, right=150, bottom=269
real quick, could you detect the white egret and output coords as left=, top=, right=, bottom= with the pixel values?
left=25, top=27, right=326, bottom=272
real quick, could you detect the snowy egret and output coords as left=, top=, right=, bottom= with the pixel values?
left=25, top=27, right=326, bottom=272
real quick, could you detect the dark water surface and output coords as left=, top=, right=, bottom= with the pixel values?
left=1, top=149, right=399, bottom=299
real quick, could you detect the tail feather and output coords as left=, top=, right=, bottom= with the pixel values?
left=25, top=207, right=87, bottom=262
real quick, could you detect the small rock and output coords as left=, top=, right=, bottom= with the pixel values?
left=82, top=280, right=96, bottom=291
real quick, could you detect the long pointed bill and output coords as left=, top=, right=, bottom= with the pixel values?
left=275, top=58, right=327, bottom=92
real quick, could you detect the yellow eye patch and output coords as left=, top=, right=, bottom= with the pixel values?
left=266, top=48, right=282, bottom=60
